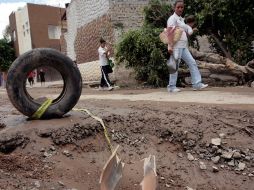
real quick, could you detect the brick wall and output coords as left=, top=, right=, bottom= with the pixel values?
left=64, top=0, right=162, bottom=63
left=64, top=0, right=110, bottom=61
left=75, top=15, right=114, bottom=63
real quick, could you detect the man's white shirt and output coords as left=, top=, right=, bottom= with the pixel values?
left=98, top=46, right=108, bottom=66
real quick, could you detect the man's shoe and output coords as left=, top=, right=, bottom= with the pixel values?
left=98, top=86, right=104, bottom=91
left=169, top=88, right=181, bottom=93
left=193, top=83, right=208, bottom=91
left=107, top=86, right=113, bottom=91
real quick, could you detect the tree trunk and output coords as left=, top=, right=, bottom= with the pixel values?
left=179, top=48, right=254, bottom=86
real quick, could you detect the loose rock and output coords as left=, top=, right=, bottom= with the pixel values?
left=199, top=162, right=207, bottom=170
left=211, top=138, right=221, bottom=146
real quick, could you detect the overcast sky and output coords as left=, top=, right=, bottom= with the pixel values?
left=0, top=0, right=71, bottom=38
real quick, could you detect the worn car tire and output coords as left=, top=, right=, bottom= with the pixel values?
left=6, top=48, right=82, bottom=119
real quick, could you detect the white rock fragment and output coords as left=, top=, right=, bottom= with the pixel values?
left=211, top=138, right=221, bottom=146
left=221, top=151, right=234, bottom=159
left=219, top=133, right=226, bottom=138
left=199, top=162, right=207, bottom=170
left=187, top=153, right=195, bottom=161
left=211, top=156, right=220, bottom=164
left=238, top=162, right=246, bottom=171
left=212, top=166, right=219, bottom=173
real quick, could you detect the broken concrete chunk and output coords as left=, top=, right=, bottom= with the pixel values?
left=100, top=146, right=124, bottom=190
left=212, top=166, right=219, bottom=173
left=199, top=162, right=207, bottom=170
left=228, top=160, right=235, bottom=167
left=62, top=150, right=72, bottom=157
left=221, top=150, right=234, bottom=159
left=232, top=151, right=242, bottom=159
left=238, top=162, right=246, bottom=171
left=211, top=138, right=221, bottom=146
left=211, top=156, right=220, bottom=164
left=186, top=186, right=195, bottom=190
left=219, top=133, right=226, bottom=138
left=140, top=155, right=157, bottom=190
left=187, top=153, right=195, bottom=161
left=177, top=153, right=183, bottom=158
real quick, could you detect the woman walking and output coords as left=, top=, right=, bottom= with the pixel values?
left=167, top=0, right=208, bottom=92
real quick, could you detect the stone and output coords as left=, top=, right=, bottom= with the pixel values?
left=50, top=146, right=56, bottom=151
left=248, top=173, right=254, bottom=177
left=233, top=152, right=242, bottom=159
left=166, top=184, right=170, bottom=188
left=177, top=153, right=183, bottom=158
left=211, top=138, right=221, bottom=146
left=211, top=156, right=220, bottom=164
left=34, top=181, right=40, bottom=188
left=43, top=152, right=52, bottom=158
left=219, top=133, right=226, bottom=138
left=212, top=166, right=219, bottom=173
left=58, top=181, right=65, bottom=186
left=62, top=150, right=72, bottom=157
left=186, top=187, right=195, bottom=190
left=251, top=81, right=254, bottom=88
left=187, top=153, right=195, bottom=161
left=221, top=151, right=234, bottom=159
left=228, top=160, right=235, bottom=167
left=238, top=162, right=246, bottom=171
left=199, top=162, right=207, bottom=170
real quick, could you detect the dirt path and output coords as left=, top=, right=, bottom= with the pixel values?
left=0, top=87, right=254, bottom=190
left=79, top=88, right=254, bottom=105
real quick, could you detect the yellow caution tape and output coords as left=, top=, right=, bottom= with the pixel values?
left=32, top=99, right=53, bottom=119
left=73, top=108, right=113, bottom=153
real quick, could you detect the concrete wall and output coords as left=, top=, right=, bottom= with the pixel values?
left=9, top=3, right=65, bottom=56
left=27, top=4, right=65, bottom=51
left=15, top=5, right=32, bottom=55
left=64, top=0, right=164, bottom=63
left=65, top=0, right=110, bottom=61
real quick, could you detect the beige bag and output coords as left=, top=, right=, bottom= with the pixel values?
left=159, top=27, right=183, bottom=45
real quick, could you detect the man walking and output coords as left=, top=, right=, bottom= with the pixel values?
left=98, top=38, right=113, bottom=91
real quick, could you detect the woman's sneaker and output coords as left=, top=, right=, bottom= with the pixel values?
left=193, top=83, right=208, bottom=91
left=168, top=88, right=181, bottom=93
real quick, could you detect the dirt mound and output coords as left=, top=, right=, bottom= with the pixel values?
left=0, top=88, right=254, bottom=189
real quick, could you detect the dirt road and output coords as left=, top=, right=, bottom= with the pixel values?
left=0, top=86, right=254, bottom=190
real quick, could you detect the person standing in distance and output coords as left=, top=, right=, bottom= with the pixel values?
left=167, top=0, right=208, bottom=92
left=39, top=69, right=45, bottom=86
left=98, top=38, right=113, bottom=91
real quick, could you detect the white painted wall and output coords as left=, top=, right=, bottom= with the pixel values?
left=15, top=5, right=32, bottom=55
left=65, top=0, right=110, bottom=60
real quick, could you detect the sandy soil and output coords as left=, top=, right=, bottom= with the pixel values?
left=0, top=86, right=254, bottom=190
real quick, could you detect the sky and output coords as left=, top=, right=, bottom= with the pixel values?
left=0, top=0, right=71, bottom=38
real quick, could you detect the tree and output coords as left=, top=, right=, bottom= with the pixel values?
left=116, top=1, right=174, bottom=86
left=184, top=0, right=254, bottom=64
left=0, top=38, right=16, bottom=72
left=115, top=0, right=254, bottom=86
left=3, top=25, right=12, bottom=41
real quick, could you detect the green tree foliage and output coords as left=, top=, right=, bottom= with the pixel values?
left=116, top=0, right=171, bottom=86
left=184, top=0, right=254, bottom=64
left=0, top=38, right=16, bottom=72
left=116, top=26, right=169, bottom=86
left=115, top=0, right=254, bottom=86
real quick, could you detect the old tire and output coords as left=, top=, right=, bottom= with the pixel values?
left=6, top=48, right=82, bottom=119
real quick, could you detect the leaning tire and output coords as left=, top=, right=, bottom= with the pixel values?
left=6, top=48, right=82, bottom=119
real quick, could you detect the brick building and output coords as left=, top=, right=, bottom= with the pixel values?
left=63, top=0, right=172, bottom=64
left=9, top=3, right=66, bottom=56
left=9, top=3, right=66, bottom=82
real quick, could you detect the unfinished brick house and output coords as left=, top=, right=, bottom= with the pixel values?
left=62, top=0, right=172, bottom=64
left=9, top=3, right=66, bottom=81
left=9, top=3, right=66, bottom=56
